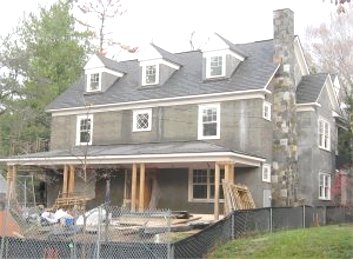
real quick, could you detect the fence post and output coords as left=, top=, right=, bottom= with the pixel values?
left=269, top=207, right=273, bottom=233
left=303, top=205, right=306, bottom=228
left=96, top=206, right=101, bottom=259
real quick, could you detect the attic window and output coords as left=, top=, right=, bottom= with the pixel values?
left=142, top=65, right=159, bottom=86
left=88, top=73, right=101, bottom=92
left=206, top=55, right=225, bottom=78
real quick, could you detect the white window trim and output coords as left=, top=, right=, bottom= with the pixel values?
left=198, top=103, right=221, bottom=140
left=132, top=109, right=152, bottom=132
left=142, top=64, right=159, bottom=86
left=262, top=164, right=271, bottom=183
left=188, top=168, right=224, bottom=203
left=75, top=114, right=93, bottom=146
left=262, top=101, right=272, bottom=121
left=85, top=69, right=102, bottom=92
left=206, top=54, right=226, bottom=79
left=319, top=172, right=331, bottom=200
left=318, top=117, right=331, bottom=151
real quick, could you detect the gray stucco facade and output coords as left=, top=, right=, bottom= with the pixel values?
left=1, top=8, right=343, bottom=213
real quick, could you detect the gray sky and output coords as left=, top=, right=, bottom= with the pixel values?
left=0, top=0, right=337, bottom=57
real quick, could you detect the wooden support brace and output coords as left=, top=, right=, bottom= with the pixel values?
left=131, top=164, right=137, bottom=212
left=139, top=163, right=145, bottom=212
left=214, top=162, right=221, bottom=221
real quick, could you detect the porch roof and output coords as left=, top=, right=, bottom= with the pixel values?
left=0, top=141, right=265, bottom=167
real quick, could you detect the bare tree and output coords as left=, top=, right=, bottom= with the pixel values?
left=75, top=0, right=137, bottom=54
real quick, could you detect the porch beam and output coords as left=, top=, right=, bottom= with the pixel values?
left=214, top=162, right=221, bottom=221
left=139, top=163, right=145, bottom=212
left=131, top=163, right=137, bottom=212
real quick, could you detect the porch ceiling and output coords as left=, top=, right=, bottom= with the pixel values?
left=0, top=141, right=265, bottom=167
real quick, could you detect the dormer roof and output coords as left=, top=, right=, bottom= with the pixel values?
left=201, top=33, right=247, bottom=61
left=84, top=54, right=124, bottom=77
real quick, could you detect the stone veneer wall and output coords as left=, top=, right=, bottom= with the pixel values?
left=271, top=8, right=299, bottom=206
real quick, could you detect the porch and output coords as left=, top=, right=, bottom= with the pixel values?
left=1, top=141, right=265, bottom=220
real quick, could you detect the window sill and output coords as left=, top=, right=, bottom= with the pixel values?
left=318, top=146, right=331, bottom=152
left=318, top=197, right=331, bottom=201
left=198, top=136, right=220, bottom=140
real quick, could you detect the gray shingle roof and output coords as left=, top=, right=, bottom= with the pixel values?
left=2, top=141, right=262, bottom=160
left=296, top=73, right=328, bottom=103
left=97, top=54, right=128, bottom=73
left=47, top=39, right=278, bottom=110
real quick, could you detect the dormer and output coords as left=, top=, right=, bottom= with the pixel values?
left=201, top=33, right=246, bottom=80
left=84, top=54, right=124, bottom=93
left=138, top=44, right=181, bottom=87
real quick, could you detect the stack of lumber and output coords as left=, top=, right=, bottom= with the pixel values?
left=52, top=192, right=90, bottom=210
left=222, top=180, right=256, bottom=215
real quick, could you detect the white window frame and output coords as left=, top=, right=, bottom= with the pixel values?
left=142, top=64, right=159, bottom=86
left=262, top=101, right=272, bottom=121
left=262, top=164, right=271, bottom=183
left=318, top=117, right=331, bottom=151
left=133, top=109, right=152, bottom=132
left=86, top=72, right=101, bottom=92
left=188, top=168, right=224, bottom=203
left=206, top=54, right=226, bottom=78
left=319, top=173, right=331, bottom=200
left=198, top=103, right=220, bottom=140
left=75, top=114, right=93, bottom=146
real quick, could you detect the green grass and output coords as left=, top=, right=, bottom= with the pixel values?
left=208, top=224, right=353, bottom=259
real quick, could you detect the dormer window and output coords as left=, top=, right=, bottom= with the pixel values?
left=210, top=56, right=223, bottom=76
left=142, top=64, right=159, bottom=86
left=146, top=65, right=157, bottom=84
left=206, top=55, right=226, bottom=78
left=89, top=73, right=100, bottom=91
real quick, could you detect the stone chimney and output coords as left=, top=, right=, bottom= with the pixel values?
left=271, top=8, right=299, bottom=206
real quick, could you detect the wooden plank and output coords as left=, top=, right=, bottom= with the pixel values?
left=214, top=163, right=220, bottom=220
left=62, top=165, right=69, bottom=197
left=131, top=164, right=137, bottom=212
left=139, top=163, right=145, bottom=212
left=68, top=165, right=75, bottom=193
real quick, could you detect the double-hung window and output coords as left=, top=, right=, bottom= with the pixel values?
left=142, top=65, right=159, bottom=85
left=263, top=101, right=272, bottom=121
left=319, top=118, right=330, bottom=151
left=133, top=109, right=152, bottom=132
left=262, top=164, right=271, bottom=183
left=319, top=173, right=331, bottom=200
left=198, top=104, right=220, bottom=139
left=76, top=114, right=93, bottom=145
left=206, top=55, right=225, bottom=78
left=189, top=168, right=224, bottom=202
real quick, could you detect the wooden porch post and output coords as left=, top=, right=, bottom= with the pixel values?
left=139, top=163, right=145, bottom=212
left=6, top=165, right=14, bottom=200
left=12, top=165, right=17, bottom=200
left=68, top=165, right=75, bottom=194
left=62, top=165, right=69, bottom=197
left=214, top=162, right=221, bottom=220
left=225, top=163, right=230, bottom=183
left=131, top=164, right=137, bottom=211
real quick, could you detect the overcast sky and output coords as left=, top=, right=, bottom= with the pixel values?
left=0, top=0, right=338, bottom=58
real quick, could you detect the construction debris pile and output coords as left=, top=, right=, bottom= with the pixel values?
left=0, top=205, right=214, bottom=243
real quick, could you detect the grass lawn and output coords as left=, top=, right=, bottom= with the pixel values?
left=208, top=224, right=353, bottom=259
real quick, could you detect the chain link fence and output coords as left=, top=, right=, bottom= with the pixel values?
left=0, top=203, right=352, bottom=258
left=0, top=202, right=172, bottom=258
